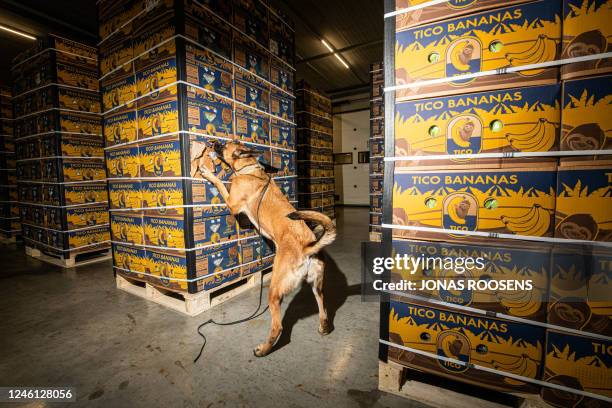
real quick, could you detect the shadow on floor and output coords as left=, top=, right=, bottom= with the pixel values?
left=272, top=250, right=362, bottom=353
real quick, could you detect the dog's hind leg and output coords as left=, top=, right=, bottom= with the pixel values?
left=254, top=284, right=283, bottom=357
left=307, top=257, right=332, bottom=336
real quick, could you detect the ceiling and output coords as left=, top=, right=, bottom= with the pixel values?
left=0, top=0, right=384, bottom=100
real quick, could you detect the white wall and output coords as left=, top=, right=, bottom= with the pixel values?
left=333, top=110, right=370, bottom=206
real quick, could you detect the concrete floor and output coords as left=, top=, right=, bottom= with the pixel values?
left=0, top=207, right=426, bottom=408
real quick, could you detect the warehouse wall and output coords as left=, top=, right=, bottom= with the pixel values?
left=332, top=110, right=369, bottom=206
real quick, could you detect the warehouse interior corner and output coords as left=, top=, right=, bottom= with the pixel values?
left=0, top=0, right=610, bottom=407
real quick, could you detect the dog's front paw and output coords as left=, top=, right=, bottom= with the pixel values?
left=253, top=343, right=270, bottom=357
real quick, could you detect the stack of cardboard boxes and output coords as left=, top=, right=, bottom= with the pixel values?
left=384, top=0, right=611, bottom=405
left=0, top=86, right=19, bottom=243
left=11, top=35, right=109, bottom=265
left=98, top=0, right=296, bottom=296
left=369, top=63, right=384, bottom=242
left=296, top=80, right=335, bottom=219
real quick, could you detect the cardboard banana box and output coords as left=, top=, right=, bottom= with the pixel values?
left=113, top=244, right=147, bottom=276
left=371, top=117, right=384, bottom=139
left=138, top=138, right=182, bottom=178
left=12, top=34, right=97, bottom=67
left=390, top=238, right=550, bottom=322
left=270, top=61, right=294, bottom=93
left=387, top=300, right=545, bottom=394
left=370, top=176, right=383, bottom=194
left=41, top=158, right=106, bottom=182
left=131, top=11, right=178, bottom=72
left=101, top=67, right=136, bottom=112
left=104, top=105, right=138, bottom=147
left=296, top=112, right=332, bottom=134
left=43, top=204, right=109, bottom=231
left=271, top=88, right=294, bottom=122
left=370, top=212, right=382, bottom=227
left=371, top=193, right=383, bottom=213
left=561, top=75, right=612, bottom=151
left=394, top=0, right=532, bottom=31
left=137, top=98, right=180, bottom=139
left=46, top=225, right=110, bottom=251
left=235, top=66, right=271, bottom=113
left=41, top=134, right=104, bottom=158
left=41, top=182, right=108, bottom=206
left=235, top=105, right=270, bottom=145
left=272, top=150, right=296, bottom=176
left=561, top=0, right=612, bottom=80
left=271, top=118, right=295, bottom=148
left=297, top=129, right=333, bottom=149
left=541, top=330, right=611, bottom=407
left=395, top=0, right=562, bottom=101
left=57, top=88, right=101, bottom=114
left=0, top=185, right=18, bottom=202
left=370, top=157, right=384, bottom=175
left=555, top=159, right=612, bottom=242
left=548, top=246, right=611, bottom=337
left=233, top=0, right=269, bottom=48
left=395, top=84, right=561, bottom=161
left=233, top=34, right=270, bottom=81
left=186, top=86, right=234, bottom=138
left=140, top=179, right=220, bottom=216
left=195, top=0, right=232, bottom=22
left=143, top=241, right=241, bottom=293
left=58, top=111, right=102, bottom=135
left=393, top=162, right=557, bottom=241
left=99, top=32, right=133, bottom=77
left=111, top=211, right=144, bottom=245
left=0, top=203, right=19, bottom=218
left=108, top=180, right=143, bottom=210
left=98, top=0, right=140, bottom=41
left=276, top=178, right=297, bottom=201
left=185, top=44, right=233, bottom=99
left=371, top=138, right=384, bottom=157
left=106, top=145, right=140, bottom=179
left=184, top=1, right=232, bottom=60
left=135, top=57, right=178, bottom=100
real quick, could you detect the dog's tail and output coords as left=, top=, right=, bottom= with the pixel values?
left=287, top=210, right=336, bottom=256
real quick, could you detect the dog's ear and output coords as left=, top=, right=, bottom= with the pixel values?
left=190, top=141, right=207, bottom=161
left=232, top=147, right=260, bottom=159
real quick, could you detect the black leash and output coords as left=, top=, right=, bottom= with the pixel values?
left=194, top=173, right=273, bottom=363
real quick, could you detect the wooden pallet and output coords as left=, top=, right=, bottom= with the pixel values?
left=25, top=246, right=111, bottom=268
left=116, top=268, right=272, bottom=317
left=379, top=360, right=551, bottom=408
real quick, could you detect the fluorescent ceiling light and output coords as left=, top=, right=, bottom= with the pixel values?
left=321, top=39, right=334, bottom=53
left=0, top=24, right=36, bottom=40
left=321, top=38, right=350, bottom=69
left=334, top=53, right=349, bottom=69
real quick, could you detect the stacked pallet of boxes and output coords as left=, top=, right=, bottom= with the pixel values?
left=369, top=63, right=384, bottom=242
left=381, top=0, right=611, bottom=406
left=98, top=0, right=296, bottom=306
left=296, top=80, right=334, bottom=219
left=11, top=35, right=109, bottom=267
left=0, top=86, right=19, bottom=243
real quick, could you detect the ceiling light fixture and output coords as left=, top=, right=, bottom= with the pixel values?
left=321, top=38, right=349, bottom=69
left=0, top=24, right=36, bottom=40
left=334, top=53, right=349, bottom=69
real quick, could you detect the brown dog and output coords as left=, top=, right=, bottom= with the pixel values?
left=190, top=141, right=336, bottom=357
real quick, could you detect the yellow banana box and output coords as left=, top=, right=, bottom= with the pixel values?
left=393, top=163, right=557, bottom=241
left=186, top=86, right=234, bottom=138
left=390, top=239, right=550, bottom=322
left=541, top=330, right=611, bottom=407
left=561, top=75, right=612, bottom=151
left=110, top=212, right=144, bottom=245
left=131, top=11, right=177, bottom=71
left=108, top=180, right=142, bottom=210
left=57, top=88, right=101, bottom=114
left=193, top=212, right=238, bottom=247
left=59, top=111, right=102, bottom=135
left=41, top=134, right=104, bottom=158
left=103, top=105, right=138, bottom=147
left=56, top=182, right=108, bottom=206
left=135, top=57, right=178, bottom=99
left=51, top=205, right=109, bottom=231
left=138, top=138, right=182, bottom=178
left=555, top=159, right=612, bottom=242
left=387, top=301, right=544, bottom=393
left=54, top=159, right=106, bottom=182
left=106, top=145, right=140, bottom=179
left=561, top=0, right=612, bottom=80
left=394, top=0, right=531, bottom=31
left=548, top=246, right=612, bottom=337
left=395, top=0, right=562, bottom=101
left=140, top=180, right=184, bottom=216
left=144, top=249, right=189, bottom=291
left=48, top=225, right=110, bottom=250
left=99, top=32, right=133, bottom=76
left=101, top=68, right=136, bottom=112
left=56, top=62, right=99, bottom=91
left=395, top=84, right=561, bottom=161
left=113, top=244, right=147, bottom=276
left=143, top=215, right=187, bottom=249
left=137, top=98, right=180, bottom=139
